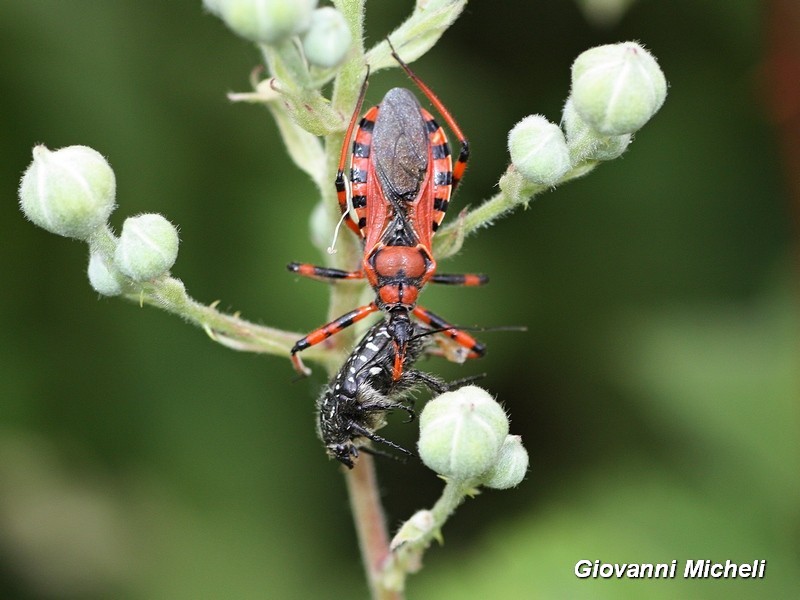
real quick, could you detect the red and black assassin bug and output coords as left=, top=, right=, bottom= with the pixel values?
left=317, top=319, right=480, bottom=468
left=289, top=44, right=488, bottom=378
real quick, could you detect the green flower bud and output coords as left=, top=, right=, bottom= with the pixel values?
left=309, top=200, right=331, bottom=252
left=418, top=386, right=509, bottom=481
left=302, top=7, right=352, bottom=69
left=214, top=0, right=317, bottom=45
left=480, top=435, right=529, bottom=490
left=389, top=509, right=435, bottom=551
left=507, top=115, right=571, bottom=186
left=570, top=41, right=667, bottom=136
left=562, top=98, right=631, bottom=163
left=19, top=145, right=116, bottom=240
left=87, top=250, right=127, bottom=297
left=114, top=214, right=179, bottom=282
left=202, top=0, right=221, bottom=15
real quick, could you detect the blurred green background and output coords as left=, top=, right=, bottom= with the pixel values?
left=1, top=1, right=798, bottom=598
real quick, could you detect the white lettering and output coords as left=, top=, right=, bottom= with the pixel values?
left=632, top=564, right=649, bottom=578
left=723, top=560, right=738, bottom=578
left=598, top=563, right=614, bottom=578
left=575, top=560, right=593, bottom=578
left=684, top=559, right=706, bottom=578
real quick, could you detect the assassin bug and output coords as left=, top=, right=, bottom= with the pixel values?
left=317, top=319, right=480, bottom=469
left=289, top=43, right=488, bottom=378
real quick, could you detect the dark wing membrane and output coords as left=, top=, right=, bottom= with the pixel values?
left=371, top=88, right=429, bottom=203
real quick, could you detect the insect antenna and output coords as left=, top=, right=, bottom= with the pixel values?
left=411, top=324, right=527, bottom=342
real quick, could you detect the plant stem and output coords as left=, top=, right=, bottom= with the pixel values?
left=434, top=161, right=599, bottom=259
left=345, top=455, right=403, bottom=600
left=87, top=224, right=337, bottom=364
left=379, top=478, right=472, bottom=590
left=327, top=3, right=400, bottom=598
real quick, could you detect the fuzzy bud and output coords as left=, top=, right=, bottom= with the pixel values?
left=418, top=386, right=509, bottom=481
left=114, top=214, right=179, bottom=282
left=562, top=98, right=631, bottom=162
left=302, top=7, right=352, bottom=69
left=19, top=145, right=116, bottom=241
left=570, top=41, right=667, bottom=136
left=212, top=0, right=317, bottom=45
left=87, top=251, right=127, bottom=296
left=309, top=200, right=331, bottom=252
left=480, top=435, right=529, bottom=490
left=508, top=116, right=571, bottom=186
left=390, top=510, right=435, bottom=551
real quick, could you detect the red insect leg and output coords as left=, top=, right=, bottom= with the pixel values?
left=430, top=272, right=488, bottom=286
left=290, top=303, right=379, bottom=375
left=287, top=262, right=364, bottom=282
left=411, top=305, right=486, bottom=361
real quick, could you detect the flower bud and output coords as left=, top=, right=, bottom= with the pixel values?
left=507, top=116, right=571, bottom=186
left=570, top=41, right=667, bottom=136
left=390, top=509, right=435, bottom=550
left=418, top=386, right=509, bottom=481
left=114, top=214, right=179, bottom=282
left=202, top=0, right=221, bottom=15
left=19, top=145, right=116, bottom=240
left=480, top=435, right=529, bottom=490
left=309, top=200, right=331, bottom=252
left=302, top=7, right=352, bottom=69
left=562, top=98, right=631, bottom=163
left=214, top=0, right=317, bottom=45
left=87, top=251, right=127, bottom=297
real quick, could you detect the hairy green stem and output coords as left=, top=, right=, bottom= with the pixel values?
left=380, top=478, right=474, bottom=591
left=434, top=161, right=600, bottom=259
left=87, top=225, right=336, bottom=368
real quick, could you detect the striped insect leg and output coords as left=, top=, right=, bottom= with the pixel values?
left=430, top=272, right=489, bottom=286
left=287, top=262, right=364, bottom=282
left=290, top=303, right=379, bottom=375
left=411, top=305, right=485, bottom=361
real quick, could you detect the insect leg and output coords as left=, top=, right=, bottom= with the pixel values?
left=430, top=272, right=489, bottom=286
left=287, top=262, right=364, bottom=282
left=412, top=305, right=486, bottom=360
left=291, top=303, right=379, bottom=375
left=388, top=40, right=470, bottom=192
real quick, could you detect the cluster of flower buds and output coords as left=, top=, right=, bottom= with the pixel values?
left=418, top=385, right=528, bottom=489
left=19, top=145, right=180, bottom=296
left=204, top=0, right=352, bottom=70
left=508, top=41, right=667, bottom=185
